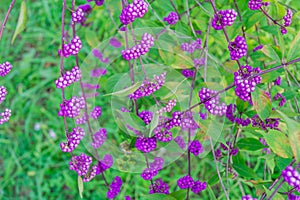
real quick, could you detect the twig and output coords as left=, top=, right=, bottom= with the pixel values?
left=0, top=0, right=16, bottom=41
left=209, top=137, right=230, bottom=200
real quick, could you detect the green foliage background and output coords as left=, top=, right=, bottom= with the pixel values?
left=0, top=0, right=299, bottom=199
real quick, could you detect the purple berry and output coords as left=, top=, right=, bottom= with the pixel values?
left=212, top=9, right=237, bottom=30
left=69, top=153, right=92, bottom=176
left=283, top=9, right=293, bottom=27
left=163, top=12, right=179, bottom=25
left=188, top=140, right=204, bottom=156
left=129, top=72, right=166, bottom=100
left=107, top=176, right=122, bottom=199
left=174, top=136, right=186, bottom=149
left=242, top=195, right=257, bottom=200
left=149, top=179, right=170, bottom=194
left=90, top=106, right=102, bottom=119
left=58, top=96, right=85, bottom=118
left=0, top=86, right=7, bottom=104
left=135, top=137, right=157, bottom=153
left=234, top=65, right=262, bottom=102
left=253, top=44, right=263, bottom=52
left=122, top=33, right=154, bottom=60
left=248, top=0, right=263, bottom=10
left=55, top=66, right=81, bottom=88
left=120, top=0, right=148, bottom=25
left=177, top=175, right=194, bottom=189
left=198, top=88, right=227, bottom=116
left=191, top=180, right=207, bottom=194
left=0, top=108, right=11, bottom=125
left=228, top=36, right=247, bottom=60
left=141, top=168, right=158, bottom=180
left=72, top=8, right=84, bottom=23
left=138, top=110, right=153, bottom=125
left=0, top=62, right=13, bottom=77
left=60, top=127, right=85, bottom=152
left=91, top=128, right=107, bottom=149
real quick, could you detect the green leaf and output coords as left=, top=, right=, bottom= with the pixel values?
left=11, top=1, right=27, bottom=44
left=236, top=98, right=249, bottom=112
left=104, top=81, right=141, bottom=97
left=206, top=185, right=217, bottom=200
left=277, top=110, right=300, bottom=162
left=78, top=176, right=83, bottom=199
left=261, top=45, right=280, bottom=62
left=264, top=130, right=293, bottom=159
left=237, top=138, right=265, bottom=151
left=169, top=190, right=186, bottom=200
left=251, top=87, right=272, bottom=120
left=260, top=25, right=279, bottom=35
left=263, top=185, right=285, bottom=200
left=208, top=172, right=224, bottom=186
left=85, top=29, right=100, bottom=47
left=287, top=30, right=300, bottom=60
left=233, top=163, right=259, bottom=178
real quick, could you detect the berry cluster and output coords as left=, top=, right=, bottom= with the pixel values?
left=154, top=125, right=173, bottom=142
left=138, top=110, right=153, bottom=125
left=191, top=180, right=207, bottom=194
left=82, top=154, right=113, bottom=182
left=0, top=62, right=12, bottom=77
left=234, top=65, right=262, bottom=102
left=76, top=113, right=87, bottom=125
left=177, top=175, right=195, bottom=189
left=226, top=104, right=251, bottom=126
left=69, top=153, right=93, bottom=176
left=0, top=109, right=11, bottom=125
left=0, top=86, right=7, bottom=104
left=253, top=44, right=263, bottom=52
left=141, top=157, right=164, bottom=180
left=188, top=140, right=203, bottom=156
left=177, top=175, right=207, bottom=194
left=248, top=0, right=269, bottom=10
left=273, top=76, right=281, bottom=86
left=181, top=38, right=202, bottom=53
left=91, top=128, right=107, bottom=149
left=281, top=166, right=300, bottom=191
left=97, top=154, right=114, bottom=173
left=163, top=12, right=179, bottom=25
left=122, top=33, right=154, bottom=60
left=273, top=93, right=286, bottom=107
left=149, top=178, right=170, bottom=194
left=182, top=69, right=195, bottom=78
left=58, top=36, right=82, bottom=58
left=228, top=36, right=247, bottom=60
left=87, top=0, right=104, bottom=6
left=242, top=195, right=257, bottom=200
left=181, top=111, right=199, bottom=131
left=72, top=8, right=84, bottom=23
left=156, top=99, right=176, bottom=115
left=55, top=66, right=81, bottom=88
left=251, top=114, right=279, bottom=130
left=107, top=176, right=123, bottom=199
left=90, top=106, right=102, bottom=119
left=283, top=9, right=293, bottom=27
left=174, top=136, right=186, bottom=149
left=60, top=127, right=85, bottom=152
left=129, top=72, right=166, bottom=100
left=120, top=0, right=148, bottom=25
left=212, top=9, right=237, bottom=30
left=135, top=137, right=157, bottom=153
left=193, top=58, right=205, bottom=67
left=198, top=88, right=227, bottom=116
left=58, top=96, right=85, bottom=118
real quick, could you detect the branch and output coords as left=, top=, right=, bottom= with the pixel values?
left=0, top=0, right=16, bottom=41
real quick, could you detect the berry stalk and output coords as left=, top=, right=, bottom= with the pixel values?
left=0, top=0, right=16, bottom=41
